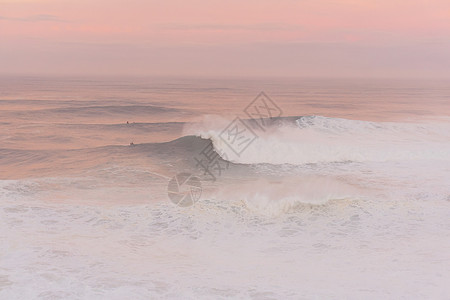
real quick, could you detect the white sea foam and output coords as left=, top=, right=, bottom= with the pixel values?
left=1, top=168, right=449, bottom=299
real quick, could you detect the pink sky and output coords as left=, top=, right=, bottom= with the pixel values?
left=1, top=0, right=449, bottom=77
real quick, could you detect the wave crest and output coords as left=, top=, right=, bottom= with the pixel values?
left=185, top=115, right=450, bottom=165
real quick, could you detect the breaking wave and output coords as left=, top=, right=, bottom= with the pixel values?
left=185, top=115, right=450, bottom=165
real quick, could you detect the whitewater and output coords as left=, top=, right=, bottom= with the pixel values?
left=0, top=77, right=449, bottom=299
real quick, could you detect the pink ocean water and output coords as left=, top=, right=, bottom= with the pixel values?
left=0, top=76, right=449, bottom=299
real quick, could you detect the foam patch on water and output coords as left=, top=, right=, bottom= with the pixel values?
left=1, top=176, right=450, bottom=299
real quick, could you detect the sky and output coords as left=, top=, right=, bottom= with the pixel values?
left=1, top=0, right=450, bottom=78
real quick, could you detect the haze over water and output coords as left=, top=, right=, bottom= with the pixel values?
left=0, top=76, right=449, bottom=299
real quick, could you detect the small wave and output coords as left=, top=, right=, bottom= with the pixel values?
left=48, top=105, right=179, bottom=114
left=214, top=176, right=364, bottom=217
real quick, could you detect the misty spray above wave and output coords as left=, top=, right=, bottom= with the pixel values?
left=185, top=115, right=450, bottom=165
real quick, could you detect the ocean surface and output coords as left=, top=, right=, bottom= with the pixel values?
left=0, top=76, right=449, bottom=299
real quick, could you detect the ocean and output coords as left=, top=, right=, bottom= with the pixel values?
left=0, top=76, right=449, bottom=299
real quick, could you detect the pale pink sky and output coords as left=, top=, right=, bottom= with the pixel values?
left=1, top=0, right=449, bottom=77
